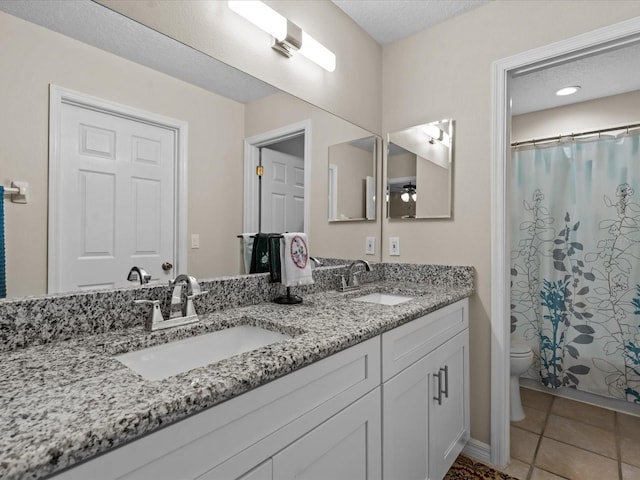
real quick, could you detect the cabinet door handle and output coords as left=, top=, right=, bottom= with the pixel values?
left=441, top=365, right=449, bottom=399
left=433, top=370, right=443, bottom=405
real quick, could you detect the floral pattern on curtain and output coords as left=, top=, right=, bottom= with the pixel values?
left=510, top=133, right=640, bottom=403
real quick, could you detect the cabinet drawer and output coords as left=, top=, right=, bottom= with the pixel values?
left=381, top=298, right=468, bottom=381
left=53, top=337, right=380, bottom=480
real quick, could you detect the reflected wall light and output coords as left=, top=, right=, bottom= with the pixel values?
left=423, top=124, right=443, bottom=142
left=228, top=1, right=336, bottom=72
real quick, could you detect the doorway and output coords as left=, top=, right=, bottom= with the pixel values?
left=48, top=86, right=188, bottom=293
left=261, top=137, right=305, bottom=233
left=243, top=120, right=311, bottom=235
left=490, top=18, right=640, bottom=467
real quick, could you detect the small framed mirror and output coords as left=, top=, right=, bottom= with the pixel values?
left=386, top=119, right=453, bottom=219
left=328, top=135, right=378, bottom=222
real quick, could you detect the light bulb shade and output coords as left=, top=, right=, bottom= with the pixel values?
left=229, top=0, right=335, bottom=72
left=401, top=192, right=410, bottom=202
left=228, top=1, right=287, bottom=41
left=299, top=31, right=336, bottom=72
left=411, top=192, right=417, bottom=202
left=555, top=85, right=581, bottom=96
left=423, top=124, right=443, bottom=141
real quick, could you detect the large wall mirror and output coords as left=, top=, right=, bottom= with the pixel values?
left=0, top=1, right=381, bottom=298
left=328, top=136, right=378, bottom=222
left=386, top=119, right=454, bottom=219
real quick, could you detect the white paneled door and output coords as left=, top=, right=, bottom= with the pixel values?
left=56, top=101, right=176, bottom=292
left=261, top=148, right=304, bottom=233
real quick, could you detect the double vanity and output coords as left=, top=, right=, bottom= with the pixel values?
left=0, top=262, right=474, bottom=480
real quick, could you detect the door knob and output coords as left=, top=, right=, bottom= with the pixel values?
left=162, top=262, right=173, bottom=271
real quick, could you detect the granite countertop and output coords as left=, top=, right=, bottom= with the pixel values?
left=0, top=280, right=473, bottom=479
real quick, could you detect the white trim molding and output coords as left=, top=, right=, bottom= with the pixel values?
left=242, top=120, right=312, bottom=235
left=48, top=85, right=189, bottom=293
left=490, top=17, right=640, bottom=467
left=463, top=438, right=492, bottom=466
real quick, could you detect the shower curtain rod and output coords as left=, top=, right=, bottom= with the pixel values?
left=511, top=121, right=640, bottom=148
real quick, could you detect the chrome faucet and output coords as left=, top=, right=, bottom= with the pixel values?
left=339, top=260, right=372, bottom=292
left=169, top=274, right=205, bottom=319
left=127, top=266, right=151, bottom=285
left=309, top=256, right=323, bottom=268
left=134, top=274, right=208, bottom=331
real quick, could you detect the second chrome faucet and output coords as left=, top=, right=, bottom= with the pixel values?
left=339, top=260, right=372, bottom=292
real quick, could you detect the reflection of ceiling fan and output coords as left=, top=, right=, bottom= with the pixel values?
left=401, top=182, right=417, bottom=202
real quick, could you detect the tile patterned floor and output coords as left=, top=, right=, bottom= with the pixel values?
left=498, top=387, right=640, bottom=480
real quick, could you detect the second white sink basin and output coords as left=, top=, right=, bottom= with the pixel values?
left=352, top=292, right=414, bottom=306
left=116, top=325, right=291, bottom=380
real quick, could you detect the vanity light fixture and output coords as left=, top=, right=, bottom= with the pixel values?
left=555, top=85, right=581, bottom=96
left=228, top=1, right=336, bottom=72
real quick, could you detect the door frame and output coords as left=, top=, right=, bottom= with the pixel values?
left=48, top=85, right=188, bottom=293
left=328, top=163, right=338, bottom=221
left=243, top=120, right=312, bottom=234
left=490, top=18, right=640, bottom=466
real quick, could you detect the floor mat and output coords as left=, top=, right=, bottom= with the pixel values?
left=444, top=455, right=519, bottom=480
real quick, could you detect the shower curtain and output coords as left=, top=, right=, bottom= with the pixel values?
left=510, top=132, right=640, bottom=404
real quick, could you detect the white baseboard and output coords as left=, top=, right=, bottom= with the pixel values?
left=462, top=438, right=492, bottom=465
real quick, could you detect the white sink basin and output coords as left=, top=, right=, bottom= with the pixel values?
left=352, top=292, right=414, bottom=306
left=116, top=325, right=291, bottom=380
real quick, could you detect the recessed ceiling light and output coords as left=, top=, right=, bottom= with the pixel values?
left=555, top=86, right=581, bottom=96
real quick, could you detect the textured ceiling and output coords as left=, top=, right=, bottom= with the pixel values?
left=2, top=0, right=638, bottom=116
left=332, top=0, right=489, bottom=45
left=333, top=0, right=640, bottom=115
left=510, top=42, right=640, bottom=115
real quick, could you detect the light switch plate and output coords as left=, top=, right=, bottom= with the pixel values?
left=365, top=236, right=376, bottom=255
left=191, top=234, right=200, bottom=249
left=389, top=237, right=400, bottom=256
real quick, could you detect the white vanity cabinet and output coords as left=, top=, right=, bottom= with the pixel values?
left=271, top=387, right=381, bottom=480
left=53, top=337, right=381, bottom=480
left=382, top=299, right=470, bottom=480
left=50, top=298, right=469, bottom=480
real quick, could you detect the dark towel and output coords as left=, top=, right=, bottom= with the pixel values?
left=249, top=233, right=281, bottom=282
left=267, top=235, right=282, bottom=283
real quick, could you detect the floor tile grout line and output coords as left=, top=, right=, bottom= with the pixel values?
left=540, top=416, right=620, bottom=461
left=615, top=411, right=622, bottom=480
left=517, top=389, right=634, bottom=479
left=526, top=394, right=553, bottom=480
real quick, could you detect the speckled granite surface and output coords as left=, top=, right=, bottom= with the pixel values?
left=0, top=265, right=353, bottom=352
left=0, top=263, right=474, bottom=479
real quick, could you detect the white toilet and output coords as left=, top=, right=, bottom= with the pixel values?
left=510, top=342, right=533, bottom=422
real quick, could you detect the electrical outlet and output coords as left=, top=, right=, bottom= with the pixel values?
left=191, top=234, right=200, bottom=249
left=365, top=236, right=376, bottom=255
left=389, top=237, right=400, bottom=256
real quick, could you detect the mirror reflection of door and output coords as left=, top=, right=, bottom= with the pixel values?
left=260, top=135, right=305, bottom=233
left=51, top=89, right=183, bottom=293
